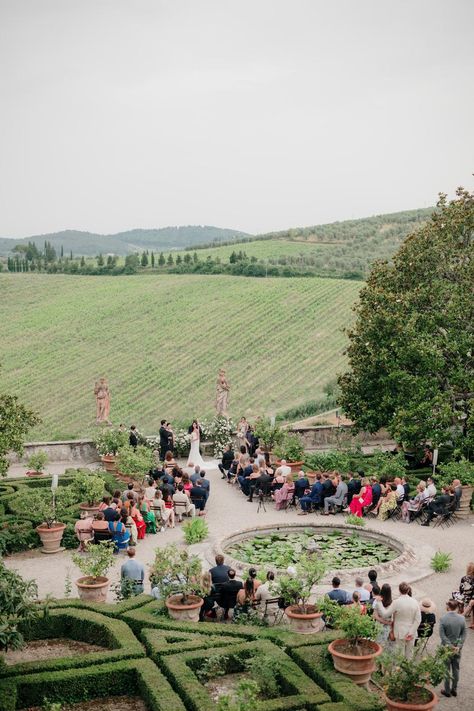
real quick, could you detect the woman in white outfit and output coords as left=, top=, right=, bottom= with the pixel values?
left=187, top=420, right=206, bottom=468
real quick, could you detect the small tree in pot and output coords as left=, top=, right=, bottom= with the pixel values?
left=71, top=470, right=105, bottom=517
left=328, top=605, right=382, bottom=686
left=274, top=432, right=305, bottom=472
left=149, top=544, right=205, bottom=622
left=16, top=488, right=75, bottom=553
left=280, top=555, right=326, bottom=633
left=379, top=646, right=452, bottom=711
left=116, top=445, right=154, bottom=483
left=253, top=417, right=285, bottom=455
left=26, top=451, right=48, bottom=476
left=72, top=540, right=115, bottom=603
left=94, top=428, right=128, bottom=472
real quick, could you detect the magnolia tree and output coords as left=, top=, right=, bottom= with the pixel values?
left=339, top=188, right=474, bottom=455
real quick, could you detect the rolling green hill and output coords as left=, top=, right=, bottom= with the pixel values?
left=0, top=273, right=361, bottom=440
left=0, top=226, right=251, bottom=257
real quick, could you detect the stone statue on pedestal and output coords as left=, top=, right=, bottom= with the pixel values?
left=215, top=369, right=230, bottom=418
left=94, top=377, right=111, bottom=424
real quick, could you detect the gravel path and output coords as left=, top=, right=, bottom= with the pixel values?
left=4, top=459, right=474, bottom=708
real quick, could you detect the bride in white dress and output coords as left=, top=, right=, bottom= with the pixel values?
left=187, top=420, right=206, bottom=468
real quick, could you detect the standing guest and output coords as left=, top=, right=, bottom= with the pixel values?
left=439, top=599, right=467, bottom=698
left=346, top=472, right=361, bottom=507
left=190, top=480, right=207, bottom=514
left=415, top=598, right=436, bottom=646
left=389, top=582, right=421, bottom=658
left=294, top=471, right=309, bottom=499
left=453, top=562, right=474, bottom=626
left=327, top=576, right=350, bottom=605
left=218, top=444, right=235, bottom=479
left=372, top=584, right=393, bottom=646
left=219, top=569, right=243, bottom=619
left=129, top=425, right=139, bottom=450
left=401, top=477, right=410, bottom=502
left=74, top=514, right=94, bottom=551
left=108, top=511, right=130, bottom=551
left=165, top=422, right=174, bottom=454
left=364, top=570, right=381, bottom=597
left=346, top=478, right=372, bottom=517
left=322, top=474, right=348, bottom=514
left=120, top=547, right=145, bottom=594
left=246, top=425, right=258, bottom=457
left=209, top=555, right=231, bottom=585
left=159, top=420, right=169, bottom=461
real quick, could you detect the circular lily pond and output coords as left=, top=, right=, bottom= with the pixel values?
left=224, top=527, right=398, bottom=570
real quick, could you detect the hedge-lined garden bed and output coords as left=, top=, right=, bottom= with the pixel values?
left=0, top=597, right=383, bottom=711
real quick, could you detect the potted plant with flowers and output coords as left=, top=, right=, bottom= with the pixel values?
left=94, top=428, right=128, bottom=473
left=328, top=604, right=382, bottom=685
left=279, top=555, right=326, bottom=633
left=72, top=540, right=115, bottom=602
left=149, top=544, right=205, bottom=622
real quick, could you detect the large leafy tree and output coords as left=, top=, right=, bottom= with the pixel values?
left=0, top=367, right=40, bottom=476
left=338, top=187, right=474, bottom=454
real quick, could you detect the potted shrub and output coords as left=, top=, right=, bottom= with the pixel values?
left=379, top=646, right=453, bottom=711
left=328, top=604, right=382, bottom=685
left=275, top=432, right=305, bottom=472
left=438, top=457, right=474, bottom=509
left=149, top=544, right=204, bottom=621
left=116, top=445, right=154, bottom=483
left=280, top=555, right=326, bottom=633
left=72, top=540, right=115, bottom=602
left=25, top=450, right=48, bottom=477
left=94, top=428, right=128, bottom=473
left=253, top=417, right=285, bottom=457
left=30, top=488, right=74, bottom=553
left=72, top=470, right=105, bottom=517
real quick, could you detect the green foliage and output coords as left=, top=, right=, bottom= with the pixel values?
left=345, top=513, right=366, bottom=526
left=72, top=541, right=115, bottom=582
left=70, top=470, right=105, bottom=505
left=183, top=517, right=209, bottom=544
left=116, top=445, right=154, bottom=481
left=149, top=544, right=205, bottom=604
left=27, top=451, right=48, bottom=473
left=332, top=604, right=380, bottom=649
left=379, top=646, right=453, bottom=703
left=339, top=187, right=474, bottom=453
left=277, top=554, right=326, bottom=614
left=195, top=654, right=229, bottom=681
left=94, top=427, right=128, bottom=456
left=365, top=450, right=407, bottom=479
left=0, top=375, right=40, bottom=476
left=438, top=457, right=474, bottom=486
left=0, top=560, right=38, bottom=652
left=217, top=679, right=259, bottom=711
left=304, top=448, right=362, bottom=474
left=253, top=417, right=285, bottom=452
left=112, top=577, right=137, bottom=602
left=9, top=487, right=76, bottom=528
left=244, top=653, right=280, bottom=698
left=41, top=701, right=62, bottom=711
left=274, top=432, right=305, bottom=462
left=430, top=550, right=452, bottom=573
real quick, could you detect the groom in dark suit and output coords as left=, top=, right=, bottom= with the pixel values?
left=159, top=420, right=169, bottom=461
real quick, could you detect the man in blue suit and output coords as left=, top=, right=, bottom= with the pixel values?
left=298, top=473, right=323, bottom=514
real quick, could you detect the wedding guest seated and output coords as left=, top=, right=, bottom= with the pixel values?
left=139, top=494, right=156, bottom=534
left=238, top=459, right=254, bottom=496
left=320, top=473, right=336, bottom=508
left=173, top=484, right=196, bottom=520
left=377, top=483, right=398, bottom=520
left=164, top=450, right=177, bottom=471
left=91, top=511, right=113, bottom=543
left=199, top=571, right=217, bottom=621
left=426, top=476, right=437, bottom=498
left=452, top=479, right=462, bottom=509
left=199, top=470, right=210, bottom=500
left=401, top=476, right=410, bottom=502
left=162, top=490, right=176, bottom=527
left=255, top=571, right=279, bottom=620
left=108, top=511, right=130, bottom=551
left=346, top=478, right=372, bottom=517
left=274, top=459, right=291, bottom=478
left=346, top=472, right=361, bottom=506
left=234, top=578, right=256, bottom=620
left=421, top=485, right=455, bottom=526
left=294, top=471, right=309, bottom=499
left=181, top=473, right=192, bottom=493
left=298, top=473, right=323, bottom=514
left=144, top=477, right=156, bottom=503
left=349, top=590, right=367, bottom=614
left=327, top=576, right=350, bottom=605
left=151, top=490, right=172, bottom=529
left=75, top=514, right=94, bottom=551
left=209, top=554, right=231, bottom=586
left=121, top=483, right=138, bottom=503
left=98, top=496, right=111, bottom=512
left=401, top=481, right=428, bottom=522
left=219, top=444, right=235, bottom=479
left=190, top=464, right=202, bottom=484
left=247, top=465, right=272, bottom=502
left=130, top=498, right=146, bottom=539
left=273, top=476, right=295, bottom=510
left=364, top=569, right=381, bottom=597
left=370, top=478, right=382, bottom=508
left=121, top=507, right=137, bottom=544
left=322, top=474, right=348, bottom=514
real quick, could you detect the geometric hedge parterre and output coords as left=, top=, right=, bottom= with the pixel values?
left=0, top=597, right=383, bottom=711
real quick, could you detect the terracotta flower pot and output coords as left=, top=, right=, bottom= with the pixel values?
left=101, top=455, right=117, bottom=473
left=285, top=605, right=324, bottom=634
left=276, top=459, right=304, bottom=474
left=76, top=576, right=110, bottom=603
left=79, top=503, right=101, bottom=518
left=36, top=523, right=66, bottom=554
left=26, top=470, right=45, bottom=477
left=384, top=688, right=438, bottom=711
left=165, top=594, right=203, bottom=622
left=328, top=638, right=382, bottom=686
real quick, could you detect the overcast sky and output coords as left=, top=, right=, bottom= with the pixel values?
left=0, top=0, right=473, bottom=238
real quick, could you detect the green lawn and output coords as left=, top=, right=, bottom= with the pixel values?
left=0, top=273, right=361, bottom=439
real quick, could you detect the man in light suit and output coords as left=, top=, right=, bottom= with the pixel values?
left=389, top=582, right=421, bottom=658
left=323, top=474, right=348, bottom=514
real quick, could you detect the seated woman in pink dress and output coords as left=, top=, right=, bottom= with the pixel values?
left=273, top=477, right=295, bottom=510
left=347, top=479, right=372, bottom=517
